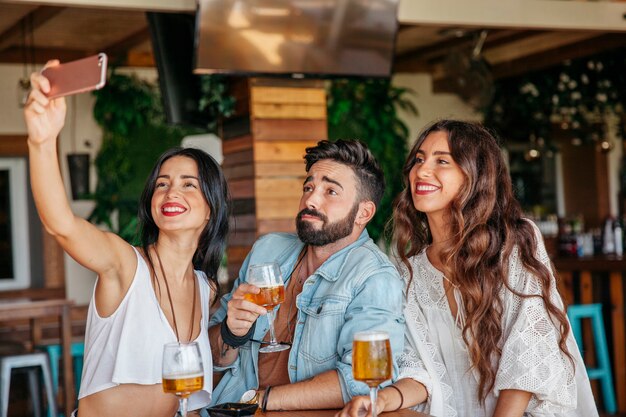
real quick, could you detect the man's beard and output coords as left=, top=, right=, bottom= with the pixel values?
left=296, top=204, right=360, bottom=247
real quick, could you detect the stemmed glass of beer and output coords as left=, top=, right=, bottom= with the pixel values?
left=162, top=341, right=204, bottom=417
left=245, top=262, right=289, bottom=353
left=352, top=331, right=392, bottom=417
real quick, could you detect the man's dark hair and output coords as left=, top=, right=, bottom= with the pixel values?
left=304, top=140, right=385, bottom=207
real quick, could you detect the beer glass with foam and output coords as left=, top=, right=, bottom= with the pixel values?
left=352, top=331, right=392, bottom=417
left=162, top=341, right=204, bottom=417
left=245, top=262, right=290, bottom=353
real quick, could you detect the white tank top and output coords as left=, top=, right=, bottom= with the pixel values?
left=78, top=247, right=213, bottom=410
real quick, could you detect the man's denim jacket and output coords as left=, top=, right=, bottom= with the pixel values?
left=209, top=230, right=405, bottom=405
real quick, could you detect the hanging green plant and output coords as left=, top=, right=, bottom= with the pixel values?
left=92, top=71, right=164, bottom=136
left=90, top=70, right=205, bottom=242
left=327, top=78, right=417, bottom=243
left=199, top=75, right=237, bottom=133
left=484, top=47, right=626, bottom=150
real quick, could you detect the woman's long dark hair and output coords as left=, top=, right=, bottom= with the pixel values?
left=138, top=147, right=230, bottom=299
left=393, top=120, right=572, bottom=402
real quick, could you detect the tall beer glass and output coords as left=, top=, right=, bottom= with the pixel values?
left=162, top=341, right=204, bottom=417
left=245, top=262, right=289, bottom=353
left=352, top=331, right=392, bottom=417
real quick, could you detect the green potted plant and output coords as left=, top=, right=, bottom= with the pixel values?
left=327, top=78, right=417, bottom=243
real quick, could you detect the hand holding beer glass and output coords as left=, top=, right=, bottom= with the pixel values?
left=244, top=262, right=289, bottom=353
left=162, top=341, right=204, bottom=417
left=352, top=331, right=392, bottom=417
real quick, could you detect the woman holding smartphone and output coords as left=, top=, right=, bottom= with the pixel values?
left=338, top=120, right=596, bottom=417
left=24, top=61, right=230, bottom=417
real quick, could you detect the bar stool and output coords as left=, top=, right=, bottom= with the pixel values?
left=0, top=352, right=58, bottom=417
left=567, top=303, right=617, bottom=414
left=39, top=342, right=84, bottom=417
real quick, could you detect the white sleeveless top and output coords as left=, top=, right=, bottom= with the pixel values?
left=78, top=247, right=213, bottom=411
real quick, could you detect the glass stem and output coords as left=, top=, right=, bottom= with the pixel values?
left=179, top=397, right=188, bottom=417
left=267, top=308, right=278, bottom=345
left=369, top=386, right=378, bottom=417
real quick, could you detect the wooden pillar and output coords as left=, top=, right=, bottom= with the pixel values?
left=222, top=78, right=327, bottom=283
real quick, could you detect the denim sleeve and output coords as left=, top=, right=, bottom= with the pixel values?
left=209, top=248, right=254, bottom=372
left=335, top=268, right=405, bottom=403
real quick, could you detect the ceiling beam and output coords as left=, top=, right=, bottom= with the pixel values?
left=430, top=33, right=626, bottom=92
left=6, top=0, right=194, bottom=12
left=0, top=46, right=86, bottom=65
left=484, top=31, right=601, bottom=65
left=491, top=33, right=626, bottom=80
left=0, top=6, right=66, bottom=52
left=398, top=0, right=626, bottom=31
left=394, top=30, right=541, bottom=72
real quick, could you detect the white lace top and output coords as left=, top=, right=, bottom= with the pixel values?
left=398, top=223, right=598, bottom=417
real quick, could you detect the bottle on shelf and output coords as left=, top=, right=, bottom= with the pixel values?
left=615, top=218, right=623, bottom=257
left=603, top=216, right=616, bottom=255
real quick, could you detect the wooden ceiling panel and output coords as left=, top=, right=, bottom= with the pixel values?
left=33, top=8, right=147, bottom=51
left=483, top=31, right=601, bottom=65
left=0, top=3, right=38, bottom=34
left=395, top=25, right=447, bottom=55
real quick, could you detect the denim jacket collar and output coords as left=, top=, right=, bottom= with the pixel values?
left=309, top=229, right=371, bottom=283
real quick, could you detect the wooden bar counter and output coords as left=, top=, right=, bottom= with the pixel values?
left=553, top=255, right=626, bottom=412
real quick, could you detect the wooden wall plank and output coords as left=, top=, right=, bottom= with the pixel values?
left=256, top=197, right=301, bottom=220
left=223, top=164, right=255, bottom=181
left=232, top=198, right=255, bottom=215
left=222, top=149, right=253, bottom=167
left=0, top=135, right=28, bottom=156
left=251, top=87, right=326, bottom=105
left=222, top=116, right=251, bottom=140
left=251, top=103, right=327, bottom=120
left=227, top=264, right=244, bottom=284
left=229, top=78, right=251, bottom=119
left=227, top=246, right=252, bottom=264
left=229, top=179, right=255, bottom=199
left=230, top=214, right=256, bottom=231
left=228, top=230, right=257, bottom=246
left=222, top=135, right=253, bottom=154
left=258, top=219, right=296, bottom=235
left=251, top=78, right=325, bottom=89
left=256, top=162, right=305, bottom=177
left=254, top=141, right=317, bottom=162
left=610, top=272, right=626, bottom=410
left=43, top=228, right=65, bottom=290
left=253, top=119, right=327, bottom=141
left=256, top=178, right=304, bottom=199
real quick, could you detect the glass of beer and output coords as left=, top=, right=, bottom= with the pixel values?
left=162, top=341, right=204, bottom=417
left=245, top=262, right=289, bottom=353
left=352, top=331, right=392, bottom=417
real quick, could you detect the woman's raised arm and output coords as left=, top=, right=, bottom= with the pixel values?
left=25, top=61, right=133, bottom=280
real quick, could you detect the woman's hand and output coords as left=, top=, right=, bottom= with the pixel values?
left=226, top=283, right=267, bottom=337
left=24, top=60, right=66, bottom=145
left=335, top=395, right=386, bottom=417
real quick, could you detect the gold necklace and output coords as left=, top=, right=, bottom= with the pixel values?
left=154, top=246, right=197, bottom=342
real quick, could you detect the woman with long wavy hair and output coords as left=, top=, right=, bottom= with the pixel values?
left=338, top=120, right=595, bottom=417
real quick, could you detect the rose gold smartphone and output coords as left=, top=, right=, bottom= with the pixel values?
left=41, top=53, right=107, bottom=99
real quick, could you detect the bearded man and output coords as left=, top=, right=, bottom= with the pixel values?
left=208, top=140, right=404, bottom=411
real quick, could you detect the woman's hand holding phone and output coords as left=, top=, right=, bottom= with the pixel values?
left=24, top=60, right=67, bottom=147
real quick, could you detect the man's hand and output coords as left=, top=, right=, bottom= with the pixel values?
left=226, top=283, right=267, bottom=336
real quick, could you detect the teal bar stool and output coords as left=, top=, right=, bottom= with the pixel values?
left=40, top=342, right=84, bottom=417
left=567, top=303, right=616, bottom=414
